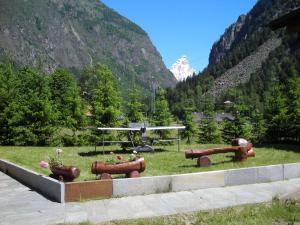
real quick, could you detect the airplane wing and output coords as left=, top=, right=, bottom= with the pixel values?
left=97, top=127, right=141, bottom=131
left=97, top=126, right=185, bottom=132
left=145, top=126, right=185, bottom=131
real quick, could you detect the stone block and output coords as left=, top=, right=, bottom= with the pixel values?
left=171, top=171, right=225, bottom=192
left=65, top=180, right=112, bottom=202
left=225, top=167, right=257, bottom=186
left=284, top=163, right=300, bottom=180
left=256, top=164, right=283, bottom=183
left=113, top=176, right=171, bottom=197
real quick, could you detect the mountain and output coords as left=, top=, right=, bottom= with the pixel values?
left=170, top=55, right=196, bottom=81
left=0, top=0, right=176, bottom=94
left=205, top=0, right=300, bottom=99
left=208, top=37, right=282, bottom=97
left=209, top=15, right=246, bottom=65
left=167, top=0, right=300, bottom=116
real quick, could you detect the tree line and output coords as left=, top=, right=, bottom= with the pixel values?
left=0, top=58, right=174, bottom=146
left=1, top=49, right=299, bottom=146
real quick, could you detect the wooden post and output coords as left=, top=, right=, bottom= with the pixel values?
left=94, top=129, right=97, bottom=152
left=177, top=129, right=180, bottom=152
left=102, top=131, right=105, bottom=155
left=128, top=131, right=135, bottom=148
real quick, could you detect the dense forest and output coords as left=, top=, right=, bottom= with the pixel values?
left=1, top=53, right=298, bottom=147
left=0, top=56, right=178, bottom=146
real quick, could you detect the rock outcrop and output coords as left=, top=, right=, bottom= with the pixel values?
left=209, top=15, right=246, bottom=65
left=208, top=38, right=282, bottom=98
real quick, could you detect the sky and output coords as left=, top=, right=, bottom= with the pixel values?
left=101, top=0, right=257, bottom=72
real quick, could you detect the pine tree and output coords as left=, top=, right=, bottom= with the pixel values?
left=4, top=67, right=57, bottom=145
left=90, top=64, right=122, bottom=127
left=198, top=112, right=222, bottom=144
left=49, top=69, right=86, bottom=145
left=79, top=65, right=104, bottom=103
left=222, top=104, right=253, bottom=144
left=152, top=87, right=172, bottom=139
left=250, top=108, right=266, bottom=143
left=264, top=84, right=289, bottom=142
left=125, top=85, right=144, bottom=123
left=0, top=59, right=20, bottom=145
left=287, top=76, right=300, bottom=141
left=182, top=108, right=197, bottom=144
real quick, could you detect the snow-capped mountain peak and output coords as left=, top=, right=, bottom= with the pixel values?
left=170, top=55, right=196, bottom=81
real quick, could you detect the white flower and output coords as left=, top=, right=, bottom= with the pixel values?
left=133, top=150, right=137, bottom=154
left=56, top=148, right=63, bottom=155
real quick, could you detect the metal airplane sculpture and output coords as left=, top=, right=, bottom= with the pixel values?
left=96, top=125, right=185, bottom=152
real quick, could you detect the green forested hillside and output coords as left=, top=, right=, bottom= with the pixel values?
left=167, top=0, right=300, bottom=143
left=0, top=0, right=176, bottom=96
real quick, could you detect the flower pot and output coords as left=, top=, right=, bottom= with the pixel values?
left=91, top=157, right=146, bottom=179
left=50, top=165, right=80, bottom=182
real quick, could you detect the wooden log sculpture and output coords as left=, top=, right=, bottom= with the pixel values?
left=91, top=157, right=146, bottom=179
left=185, top=139, right=255, bottom=167
left=51, top=166, right=80, bottom=182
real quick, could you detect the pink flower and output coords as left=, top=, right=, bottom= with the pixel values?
left=116, top=155, right=124, bottom=161
left=39, top=161, right=49, bottom=169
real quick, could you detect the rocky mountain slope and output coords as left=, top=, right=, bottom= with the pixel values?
left=0, top=0, right=176, bottom=94
left=170, top=55, right=196, bottom=81
left=205, top=0, right=299, bottom=98
left=208, top=0, right=299, bottom=71
left=209, top=15, right=246, bottom=65
left=208, top=37, right=282, bottom=98
left=167, top=0, right=300, bottom=115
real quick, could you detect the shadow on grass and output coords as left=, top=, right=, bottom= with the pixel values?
left=178, top=164, right=200, bottom=168
left=212, top=158, right=234, bottom=166
left=255, top=144, right=300, bottom=153
left=149, top=148, right=169, bottom=153
left=78, top=149, right=128, bottom=157
left=78, top=148, right=169, bottom=157
left=180, top=156, right=234, bottom=168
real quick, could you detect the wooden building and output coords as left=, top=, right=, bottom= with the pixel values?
left=269, top=8, right=300, bottom=33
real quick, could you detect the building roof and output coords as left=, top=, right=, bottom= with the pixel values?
left=269, top=8, right=300, bottom=33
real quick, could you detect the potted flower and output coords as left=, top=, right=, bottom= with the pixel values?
left=91, top=151, right=146, bottom=179
left=40, top=148, right=80, bottom=182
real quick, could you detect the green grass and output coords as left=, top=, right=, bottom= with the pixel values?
left=59, top=200, right=300, bottom=225
left=0, top=144, right=299, bottom=181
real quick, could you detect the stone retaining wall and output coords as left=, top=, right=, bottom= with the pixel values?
left=1, top=159, right=300, bottom=202
left=112, top=163, right=300, bottom=197
left=0, top=159, right=64, bottom=202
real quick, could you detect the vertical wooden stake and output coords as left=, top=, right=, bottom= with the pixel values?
left=177, top=129, right=180, bottom=152
left=102, top=131, right=105, bottom=155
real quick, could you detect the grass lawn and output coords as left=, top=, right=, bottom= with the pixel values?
left=60, top=200, right=300, bottom=225
left=0, top=143, right=299, bottom=181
